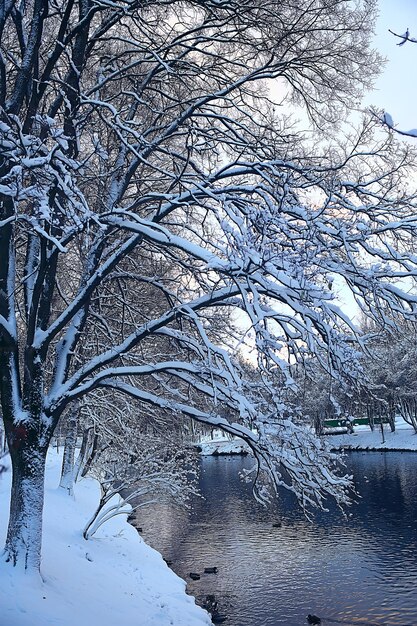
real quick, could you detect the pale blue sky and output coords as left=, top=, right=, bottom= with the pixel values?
left=331, top=1, right=417, bottom=321
left=367, top=0, right=417, bottom=130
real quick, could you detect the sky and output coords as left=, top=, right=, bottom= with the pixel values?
left=330, top=0, right=417, bottom=320
left=368, top=0, right=417, bottom=131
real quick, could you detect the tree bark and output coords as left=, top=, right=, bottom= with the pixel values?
left=3, top=441, right=48, bottom=571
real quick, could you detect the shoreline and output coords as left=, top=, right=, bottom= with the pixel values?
left=0, top=450, right=211, bottom=626
left=331, top=444, right=417, bottom=452
left=197, top=420, right=417, bottom=456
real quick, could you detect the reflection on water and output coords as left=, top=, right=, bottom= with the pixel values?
left=133, top=452, right=417, bottom=626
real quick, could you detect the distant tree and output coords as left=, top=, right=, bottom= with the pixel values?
left=293, top=361, right=344, bottom=432
left=359, top=315, right=417, bottom=433
left=2, top=0, right=417, bottom=573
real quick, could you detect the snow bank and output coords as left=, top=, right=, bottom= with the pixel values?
left=0, top=450, right=211, bottom=626
left=329, top=418, right=417, bottom=452
left=198, top=437, right=250, bottom=456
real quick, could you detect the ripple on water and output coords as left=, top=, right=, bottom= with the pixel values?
left=134, top=452, right=417, bottom=626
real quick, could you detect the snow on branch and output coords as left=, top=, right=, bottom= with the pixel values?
left=83, top=451, right=199, bottom=538
left=94, top=380, right=353, bottom=510
left=373, top=107, right=417, bottom=139
left=3, top=0, right=417, bottom=534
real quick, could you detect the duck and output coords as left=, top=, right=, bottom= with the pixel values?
left=211, top=614, right=227, bottom=624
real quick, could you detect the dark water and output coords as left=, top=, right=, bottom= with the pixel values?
left=134, top=452, right=417, bottom=626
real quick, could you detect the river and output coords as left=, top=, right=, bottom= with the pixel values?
left=133, top=451, right=417, bottom=626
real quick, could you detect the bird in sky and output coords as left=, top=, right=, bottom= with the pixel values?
left=397, top=28, right=410, bottom=46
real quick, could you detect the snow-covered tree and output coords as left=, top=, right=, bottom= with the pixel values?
left=81, top=408, right=199, bottom=539
left=358, top=314, right=417, bottom=432
left=2, top=0, right=417, bottom=572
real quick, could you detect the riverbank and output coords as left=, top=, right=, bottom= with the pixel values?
left=0, top=450, right=211, bottom=626
left=329, top=418, right=417, bottom=451
left=197, top=435, right=250, bottom=455
left=197, top=419, right=417, bottom=456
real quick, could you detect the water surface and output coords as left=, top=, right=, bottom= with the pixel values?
left=134, top=452, right=417, bottom=626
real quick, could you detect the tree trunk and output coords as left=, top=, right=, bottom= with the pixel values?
left=388, top=397, right=396, bottom=433
left=379, top=417, right=385, bottom=444
left=80, top=431, right=98, bottom=478
left=314, top=412, right=324, bottom=436
left=3, top=442, right=48, bottom=571
left=59, top=411, right=79, bottom=496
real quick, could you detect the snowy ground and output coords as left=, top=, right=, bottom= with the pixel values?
left=0, top=450, right=211, bottom=626
left=329, top=417, right=417, bottom=451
